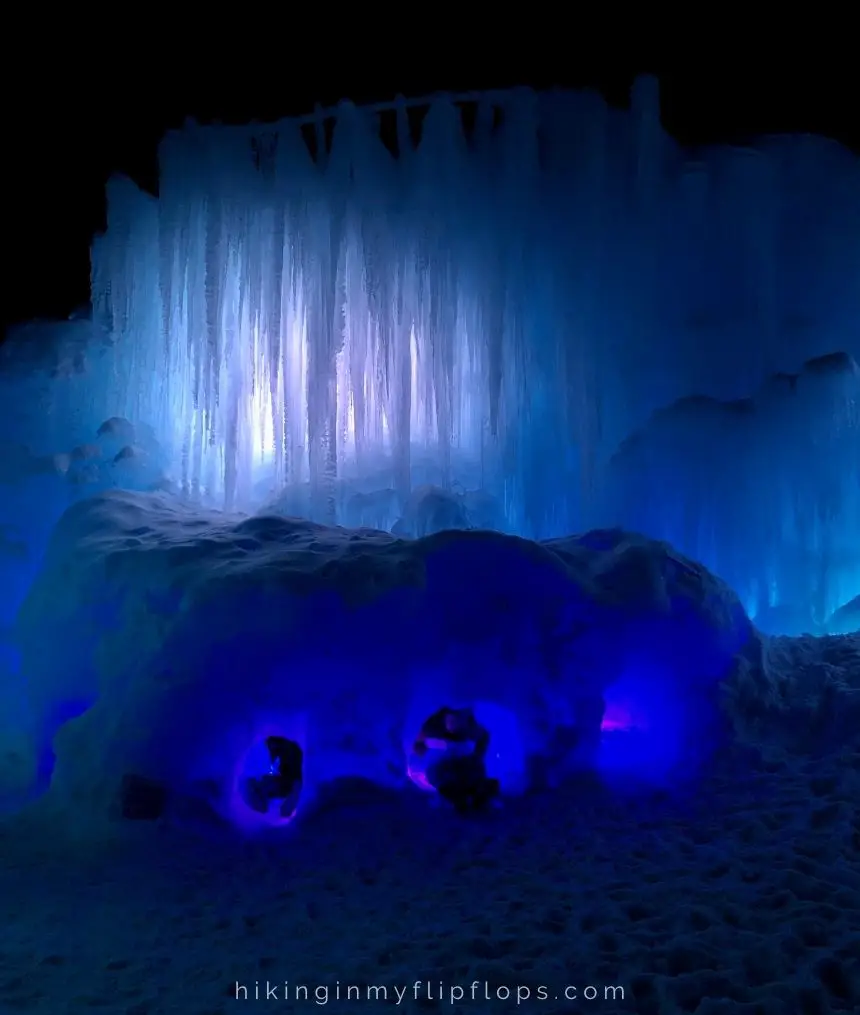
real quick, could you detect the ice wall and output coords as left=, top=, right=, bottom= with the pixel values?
left=3, top=77, right=858, bottom=633
left=86, top=79, right=860, bottom=529
left=607, top=353, right=860, bottom=626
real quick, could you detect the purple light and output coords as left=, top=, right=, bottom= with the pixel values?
left=597, top=670, right=692, bottom=780
left=406, top=753, right=436, bottom=794
left=600, top=700, right=642, bottom=732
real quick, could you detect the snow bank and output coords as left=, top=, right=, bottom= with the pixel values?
left=725, top=632, right=860, bottom=754
left=8, top=492, right=762, bottom=835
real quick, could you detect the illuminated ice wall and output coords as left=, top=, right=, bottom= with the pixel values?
left=80, top=77, right=859, bottom=621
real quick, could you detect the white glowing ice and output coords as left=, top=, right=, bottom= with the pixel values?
left=0, top=78, right=837, bottom=625
left=86, top=83, right=859, bottom=531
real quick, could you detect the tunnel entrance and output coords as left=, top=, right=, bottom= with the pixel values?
left=119, top=773, right=169, bottom=821
left=406, top=705, right=503, bottom=811
left=596, top=673, right=709, bottom=784
left=237, top=734, right=304, bottom=820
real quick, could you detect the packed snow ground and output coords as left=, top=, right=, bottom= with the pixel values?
left=0, top=486, right=857, bottom=1013
left=1, top=734, right=858, bottom=1014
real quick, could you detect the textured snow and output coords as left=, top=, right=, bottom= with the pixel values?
left=4, top=490, right=764, bottom=831
left=2, top=583, right=859, bottom=1014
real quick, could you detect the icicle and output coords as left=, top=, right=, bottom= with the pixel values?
left=86, top=83, right=858, bottom=622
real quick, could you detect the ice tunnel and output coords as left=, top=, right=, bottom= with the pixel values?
left=231, top=730, right=305, bottom=830
left=1, top=490, right=770, bottom=832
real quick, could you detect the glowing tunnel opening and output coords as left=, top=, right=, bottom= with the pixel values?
left=600, top=696, right=648, bottom=734
left=597, top=671, right=701, bottom=783
left=405, top=700, right=527, bottom=797
left=229, top=722, right=305, bottom=830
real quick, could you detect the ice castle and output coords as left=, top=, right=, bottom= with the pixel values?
left=1, top=77, right=858, bottom=834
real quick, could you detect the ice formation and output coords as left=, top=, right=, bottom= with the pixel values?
left=10, top=491, right=760, bottom=830
left=607, top=352, right=860, bottom=630
left=826, top=594, right=860, bottom=635
left=3, top=77, right=858, bottom=627
left=1, top=78, right=859, bottom=835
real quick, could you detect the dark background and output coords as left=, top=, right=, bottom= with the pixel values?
left=4, top=63, right=858, bottom=336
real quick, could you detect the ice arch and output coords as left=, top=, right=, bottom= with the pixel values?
left=404, top=700, right=529, bottom=797
left=231, top=725, right=306, bottom=830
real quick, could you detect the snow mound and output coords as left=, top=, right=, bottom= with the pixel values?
left=10, top=492, right=763, bottom=835
left=724, top=633, right=860, bottom=754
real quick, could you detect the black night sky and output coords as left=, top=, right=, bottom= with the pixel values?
left=3, top=62, right=858, bottom=337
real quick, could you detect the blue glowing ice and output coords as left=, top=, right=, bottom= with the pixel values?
left=2, top=77, right=858, bottom=631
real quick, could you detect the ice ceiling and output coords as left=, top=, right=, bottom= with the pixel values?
left=23, top=77, right=860, bottom=626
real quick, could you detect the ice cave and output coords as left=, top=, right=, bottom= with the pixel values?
left=1, top=77, right=858, bottom=837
